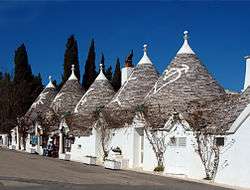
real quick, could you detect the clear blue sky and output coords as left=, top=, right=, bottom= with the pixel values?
left=0, top=1, right=250, bottom=92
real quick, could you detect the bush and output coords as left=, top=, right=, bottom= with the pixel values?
left=154, top=165, right=164, bottom=172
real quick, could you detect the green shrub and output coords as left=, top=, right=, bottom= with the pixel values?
left=154, top=165, right=164, bottom=172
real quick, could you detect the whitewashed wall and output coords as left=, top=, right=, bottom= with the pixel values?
left=70, top=131, right=97, bottom=162
left=10, top=128, right=17, bottom=149
left=109, top=127, right=134, bottom=168
left=216, top=115, right=250, bottom=188
left=143, top=135, right=158, bottom=171
left=0, top=134, right=8, bottom=147
left=164, top=123, right=205, bottom=179
left=143, top=123, right=205, bottom=179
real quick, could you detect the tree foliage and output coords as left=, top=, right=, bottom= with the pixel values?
left=0, top=44, right=43, bottom=134
left=60, top=35, right=80, bottom=88
left=82, top=39, right=97, bottom=90
left=111, top=58, right=121, bottom=91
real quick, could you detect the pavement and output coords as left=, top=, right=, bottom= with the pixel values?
left=0, top=147, right=236, bottom=190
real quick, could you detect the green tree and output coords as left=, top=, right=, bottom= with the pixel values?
left=82, top=39, right=97, bottom=89
left=60, top=35, right=80, bottom=88
left=13, top=44, right=32, bottom=84
left=105, top=65, right=112, bottom=81
left=112, top=58, right=121, bottom=91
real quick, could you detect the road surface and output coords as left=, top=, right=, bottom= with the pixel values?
left=0, top=148, right=233, bottom=190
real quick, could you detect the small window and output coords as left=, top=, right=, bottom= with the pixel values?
left=169, top=137, right=177, bottom=147
left=216, top=137, right=224, bottom=146
left=178, top=137, right=187, bottom=147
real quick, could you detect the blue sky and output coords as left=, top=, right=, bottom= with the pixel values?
left=0, top=1, right=250, bottom=92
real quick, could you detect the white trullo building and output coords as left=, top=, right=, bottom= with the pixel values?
left=9, top=76, right=57, bottom=154
left=214, top=56, right=250, bottom=188
left=60, top=64, right=115, bottom=162
left=24, top=76, right=57, bottom=154
left=103, top=44, right=159, bottom=169
left=142, top=31, right=227, bottom=177
left=50, top=65, right=84, bottom=157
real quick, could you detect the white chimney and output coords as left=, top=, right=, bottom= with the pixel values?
left=244, top=56, right=250, bottom=90
left=121, top=67, right=133, bottom=85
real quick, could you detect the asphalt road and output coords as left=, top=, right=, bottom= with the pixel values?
left=0, top=148, right=234, bottom=190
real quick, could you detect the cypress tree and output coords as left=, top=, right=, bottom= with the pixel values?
left=13, top=44, right=32, bottom=84
left=60, top=35, right=80, bottom=88
left=112, top=58, right=121, bottom=91
left=106, top=66, right=112, bottom=81
left=82, top=39, right=97, bottom=89
left=13, top=44, right=43, bottom=117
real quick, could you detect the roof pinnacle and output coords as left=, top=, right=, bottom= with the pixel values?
left=68, top=64, right=78, bottom=80
left=96, top=63, right=107, bottom=80
left=138, top=44, right=152, bottom=65
left=177, top=30, right=195, bottom=55
left=100, top=63, right=103, bottom=72
left=46, top=75, right=55, bottom=88
left=184, top=31, right=188, bottom=40
left=143, top=44, right=147, bottom=53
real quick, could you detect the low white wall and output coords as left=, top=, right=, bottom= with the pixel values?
left=70, top=129, right=97, bottom=162
left=109, top=127, right=134, bottom=168
left=216, top=116, right=250, bottom=188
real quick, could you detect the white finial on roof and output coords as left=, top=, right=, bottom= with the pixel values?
left=68, top=64, right=78, bottom=80
left=96, top=63, right=107, bottom=80
left=143, top=44, right=147, bottom=52
left=46, top=75, right=55, bottom=88
left=138, top=44, right=153, bottom=65
left=177, top=31, right=195, bottom=55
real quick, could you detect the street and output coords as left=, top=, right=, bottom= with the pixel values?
left=0, top=148, right=233, bottom=190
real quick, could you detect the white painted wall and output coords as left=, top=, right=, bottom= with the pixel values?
left=68, top=128, right=103, bottom=163
left=70, top=134, right=96, bottom=162
left=216, top=115, right=250, bottom=188
left=164, top=124, right=205, bottom=179
left=121, top=67, right=133, bottom=85
left=142, top=123, right=205, bottom=179
left=143, top=135, right=158, bottom=171
left=0, top=134, right=8, bottom=147
left=244, top=56, right=250, bottom=90
left=109, top=127, right=134, bottom=168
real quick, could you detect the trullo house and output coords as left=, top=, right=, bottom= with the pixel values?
left=50, top=64, right=84, bottom=157
left=103, top=45, right=159, bottom=169
left=11, top=76, right=57, bottom=154
left=214, top=56, right=250, bottom=188
left=59, top=64, right=115, bottom=163
left=141, top=31, right=226, bottom=178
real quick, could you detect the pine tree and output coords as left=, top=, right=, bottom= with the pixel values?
left=82, top=39, right=97, bottom=90
left=106, top=66, right=112, bottom=81
left=60, top=35, right=80, bottom=87
left=112, top=58, right=121, bottom=91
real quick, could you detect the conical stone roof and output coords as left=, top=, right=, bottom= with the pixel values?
left=66, top=64, right=115, bottom=135
left=25, top=76, right=57, bottom=123
left=104, top=45, right=159, bottom=128
left=50, top=65, right=84, bottom=117
left=144, top=31, right=226, bottom=128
